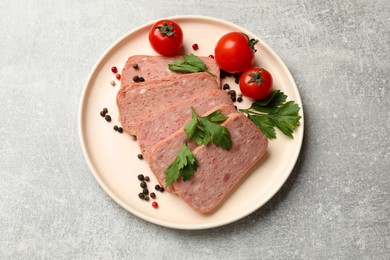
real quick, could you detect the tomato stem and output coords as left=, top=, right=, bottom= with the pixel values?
left=247, top=69, right=265, bottom=85
left=155, top=22, right=175, bottom=37
left=241, top=33, right=259, bottom=53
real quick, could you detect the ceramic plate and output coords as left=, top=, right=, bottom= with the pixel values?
left=79, top=15, right=304, bottom=229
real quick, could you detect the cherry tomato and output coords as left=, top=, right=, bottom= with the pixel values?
left=239, top=67, right=273, bottom=100
left=214, top=32, right=258, bottom=73
left=149, top=20, right=183, bottom=56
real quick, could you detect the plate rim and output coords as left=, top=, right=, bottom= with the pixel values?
left=78, top=15, right=304, bottom=230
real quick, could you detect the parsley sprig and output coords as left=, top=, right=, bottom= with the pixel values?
left=168, top=54, right=216, bottom=77
left=185, top=108, right=232, bottom=150
left=165, top=142, right=198, bottom=186
left=240, top=90, right=302, bottom=139
left=165, top=108, right=231, bottom=186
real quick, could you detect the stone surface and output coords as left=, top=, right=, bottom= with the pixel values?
left=1, top=0, right=389, bottom=259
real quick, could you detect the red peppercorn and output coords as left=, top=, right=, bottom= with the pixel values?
left=152, top=201, right=158, bottom=208
left=116, top=74, right=121, bottom=80
left=111, top=66, right=117, bottom=73
left=208, top=54, right=214, bottom=59
left=192, top=43, right=199, bottom=50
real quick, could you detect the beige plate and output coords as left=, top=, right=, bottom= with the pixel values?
left=79, top=15, right=304, bottom=230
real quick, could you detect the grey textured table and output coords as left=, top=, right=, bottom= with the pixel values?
left=1, top=0, right=389, bottom=259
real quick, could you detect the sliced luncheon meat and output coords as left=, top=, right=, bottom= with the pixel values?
left=117, top=73, right=219, bottom=136
left=147, top=105, right=237, bottom=193
left=135, top=89, right=235, bottom=161
left=172, top=113, right=268, bottom=214
left=121, top=55, right=221, bottom=88
left=147, top=127, right=187, bottom=193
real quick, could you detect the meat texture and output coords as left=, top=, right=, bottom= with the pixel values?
left=120, top=55, right=220, bottom=88
left=147, top=104, right=238, bottom=193
left=172, top=113, right=268, bottom=214
left=135, top=89, right=235, bottom=161
left=116, top=73, right=219, bottom=136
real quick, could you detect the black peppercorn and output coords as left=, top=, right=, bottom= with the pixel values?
left=104, top=115, right=111, bottom=122
left=137, top=174, right=144, bottom=181
left=228, top=90, right=236, bottom=96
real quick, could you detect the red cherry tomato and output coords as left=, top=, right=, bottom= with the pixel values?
left=214, top=32, right=258, bottom=73
left=149, top=20, right=183, bottom=56
left=239, top=67, right=273, bottom=100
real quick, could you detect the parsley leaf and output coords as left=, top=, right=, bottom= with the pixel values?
left=201, top=118, right=232, bottom=150
left=206, top=109, right=229, bottom=122
left=247, top=114, right=276, bottom=139
left=240, top=90, right=302, bottom=139
left=248, top=90, right=287, bottom=113
left=165, top=142, right=198, bottom=186
left=184, top=54, right=206, bottom=71
left=184, top=107, right=231, bottom=150
left=168, top=54, right=216, bottom=77
left=165, top=107, right=232, bottom=186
